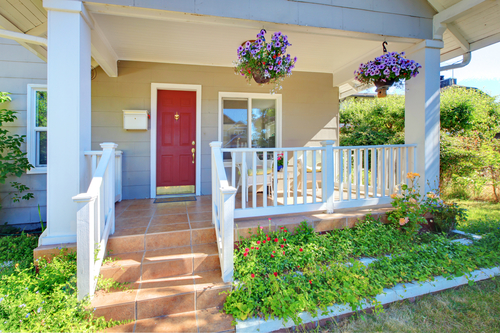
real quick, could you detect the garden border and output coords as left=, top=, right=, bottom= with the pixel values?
left=235, top=231, right=497, bottom=333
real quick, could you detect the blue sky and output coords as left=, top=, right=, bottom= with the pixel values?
left=362, top=41, right=500, bottom=99
left=441, top=41, right=500, bottom=98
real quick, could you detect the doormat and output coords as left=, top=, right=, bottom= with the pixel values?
left=154, top=197, right=197, bottom=203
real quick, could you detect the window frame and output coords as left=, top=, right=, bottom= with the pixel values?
left=218, top=92, right=282, bottom=157
left=27, top=84, right=48, bottom=174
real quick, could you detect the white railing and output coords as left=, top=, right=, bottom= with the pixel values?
left=84, top=150, right=123, bottom=202
left=210, top=142, right=237, bottom=283
left=73, top=143, right=118, bottom=300
left=211, top=141, right=416, bottom=282
left=216, top=141, right=417, bottom=218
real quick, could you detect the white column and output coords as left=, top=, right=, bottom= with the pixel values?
left=405, top=40, right=443, bottom=194
left=41, top=0, right=93, bottom=245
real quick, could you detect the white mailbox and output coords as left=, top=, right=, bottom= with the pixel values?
left=123, top=110, right=148, bottom=130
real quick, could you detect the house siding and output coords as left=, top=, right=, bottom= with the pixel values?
left=91, top=61, right=339, bottom=198
left=0, top=37, right=47, bottom=227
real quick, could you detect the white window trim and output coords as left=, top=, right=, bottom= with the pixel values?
left=218, top=92, right=282, bottom=152
left=27, top=84, right=47, bottom=174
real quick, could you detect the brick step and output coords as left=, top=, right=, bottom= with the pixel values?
left=100, top=243, right=220, bottom=283
left=93, top=270, right=231, bottom=323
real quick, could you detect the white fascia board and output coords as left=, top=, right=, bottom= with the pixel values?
left=433, top=0, right=489, bottom=39
left=90, top=18, right=118, bottom=77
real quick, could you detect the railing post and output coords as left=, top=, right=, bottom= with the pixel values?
left=210, top=142, right=222, bottom=225
left=72, top=194, right=95, bottom=301
left=321, top=140, right=335, bottom=214
left=220, top=186, right=237, bottom=282
left=100, top=143, right=117, bottom=235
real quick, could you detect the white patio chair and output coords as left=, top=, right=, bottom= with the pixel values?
left=232, top=151, right=273, bottom=201
left=297, top=151, right=323, bottom=195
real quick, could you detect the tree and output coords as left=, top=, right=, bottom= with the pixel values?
left=339, top=87, right=500, bottom=201
left=0, top=92, right=34, bottom=209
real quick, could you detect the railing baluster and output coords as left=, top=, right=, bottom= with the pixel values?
left=339, top=149, right=344, bottom=202
left=312, top=150, right=317, bottom=203
left=242, top=152, right=246, bottom=209
left=273, top=151, right=278, bottom=206
left=302, top=150, right=306, bottom=204
left=372, top=148, right=378, bottom=198
left=293, top=152, right=298, bottom=205
left=284, top=151, right=288, bottom=206
left=364, top=149, right=369, bottom=199
left=389, top=147, right=394, bottom=195
left=405, top=147, right=409, bottom=189
left=397, top=147, right=402, bottom=189
left=231, top=154, right=236, bottom=188
left=263, top=151, right=268, bottom=208
left=356, top=149, right=361, bottom=200
left=381, top=148, right=386, bottom=197
left=252, top=151, right=257, bottom=208
left=347, top=149, right=352, bottom=201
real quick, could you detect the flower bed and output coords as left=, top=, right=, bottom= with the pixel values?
left=223, top=217, right=500, bottom=326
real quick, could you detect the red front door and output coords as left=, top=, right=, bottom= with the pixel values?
left=156, top=90, right=196, bottom=194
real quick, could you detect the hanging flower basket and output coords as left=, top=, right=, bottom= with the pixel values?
left=354, top=51, right=421, bottom=98
left=234, top=29, right=297, bottom=93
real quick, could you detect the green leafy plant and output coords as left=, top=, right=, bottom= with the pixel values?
left=0, top=92, right=34, bottom=209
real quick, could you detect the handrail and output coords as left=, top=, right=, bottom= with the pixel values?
left=84, top=150, right=123, bottom=202
left=73, top=142, right=117, bottom=300
left=210, top=142, right=237, bottom=283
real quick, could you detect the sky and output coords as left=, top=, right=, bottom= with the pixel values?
left=441, top=41, right=500, bottom=98
left=362, top=41, right=500, bottom=99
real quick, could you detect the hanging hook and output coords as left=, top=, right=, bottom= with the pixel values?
left=382, top=41, right=388, bottom=53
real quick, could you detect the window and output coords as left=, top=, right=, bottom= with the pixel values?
left=218, top=92, right=281, bottom=160
left=27, top=84, right=47, bottom=173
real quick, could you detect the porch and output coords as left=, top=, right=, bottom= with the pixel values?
left=88, top=196, right=391, bottom=330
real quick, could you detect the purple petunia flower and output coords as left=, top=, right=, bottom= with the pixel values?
left=383, top=68, right=391, bottom=76
left=269, top=65, right=274, bottom=70
left=267, top=44, right=272, bottom=51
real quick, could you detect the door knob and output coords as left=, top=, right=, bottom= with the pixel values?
left=191, top=148, right=195, bottom=164
left=192, top=141, right=195, bottom=145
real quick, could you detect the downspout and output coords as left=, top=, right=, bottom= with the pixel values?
left=440, top=51, right=471, bottom=71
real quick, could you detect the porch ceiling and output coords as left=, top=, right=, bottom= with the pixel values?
left=90, top=12, right=413, bottom=75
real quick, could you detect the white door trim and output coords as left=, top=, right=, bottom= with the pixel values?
left=150, top=83, right=202, bottom=198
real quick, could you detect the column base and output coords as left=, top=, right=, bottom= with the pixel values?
left=33, top=242, right=76, bottom=261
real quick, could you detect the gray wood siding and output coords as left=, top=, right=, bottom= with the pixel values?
left=91, top=61, right=338, bottom=198
left=0, top=37, right=47, bottom=226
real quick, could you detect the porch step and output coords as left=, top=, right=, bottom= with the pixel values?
left=234, top=205, right=393, bottom=239
left=95, top=209, right=233, bottom=332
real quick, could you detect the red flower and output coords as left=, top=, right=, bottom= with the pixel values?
left=251, top=247, right=254, bottom=250
left=244, top=253, right=248, bottom=257
left=256, top=247, right=259, bottom=250
left=263, top=62, right=266, bottom=65
left=309, top=280, right=312, bottom=284
left=273, top=55, right=276, bottom=59
left=283, top=251, right=285, bottom=255
left=299, top=248, right=303, bottom=252
left=274, top=238, right=278, bottom=242
left=271, top=254, right=274, bottom=258
left=280, top=227, right=284, bottom=230
left=281, top=244, right=284, bottom=248
left=297, top=265, right=300, bottom=268
left=272, top=251, right=276, bottom=253
left=251, top=273, right=255, bottom=278
left=263, top=240, right=266, bottom=244
left=245, top=248, right=249, bottom=252
left=273, top=272, right=278, bottom=277
left=267, top=237, right=271, bottom=241
left=256, top=241, right=261, bottom=245
left=284, top=230, right=288, bottom=233
left=283, top=238, right=286, bottom=242
left=247, top=69, right=251, bottom=73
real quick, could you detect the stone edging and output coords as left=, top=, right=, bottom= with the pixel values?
left=236, top=230, right=495, bottom=333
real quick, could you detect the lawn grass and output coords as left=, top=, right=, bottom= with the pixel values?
left=453, top=199, right=500, bottom=235
left=305, top=199, right=500, bottom=333
left=315, top=278, right=500, bottom=333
